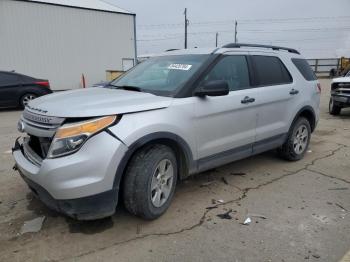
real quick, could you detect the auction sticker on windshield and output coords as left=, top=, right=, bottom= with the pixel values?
left=168, top=64, right=192, bottom=70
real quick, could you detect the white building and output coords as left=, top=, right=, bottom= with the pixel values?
left=0, top=0, right=136, bottom=90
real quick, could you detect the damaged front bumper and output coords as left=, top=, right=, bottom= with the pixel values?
left=12, top=131, right=128, bottom=220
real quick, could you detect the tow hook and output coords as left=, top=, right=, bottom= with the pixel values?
left=13, top=164, right=18, bottom=171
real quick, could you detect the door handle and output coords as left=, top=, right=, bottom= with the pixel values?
left=241, top=96, right=255, bottom=104
left=289, top=89, right=299, bottom=95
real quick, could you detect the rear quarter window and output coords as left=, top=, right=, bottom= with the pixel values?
left=292, top=58, right=317, bottom=81
left=252, top=56, right=292, bottom=86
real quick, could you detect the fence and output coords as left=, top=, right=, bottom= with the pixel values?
left=307, top=58, right=340, bottom=77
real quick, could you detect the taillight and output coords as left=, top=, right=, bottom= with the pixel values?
left=35, top=81, right=50, bottom=88
left=316, top=83, right=321, bottom=93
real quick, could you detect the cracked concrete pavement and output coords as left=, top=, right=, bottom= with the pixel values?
left=0, top=79, right=349, bottom=262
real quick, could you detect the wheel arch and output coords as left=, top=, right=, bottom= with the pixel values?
left=291, top=106, right=317, bottom=133
left=18, top=90, right=39, bottom=106
left=113, top=132, right=195, bottom=191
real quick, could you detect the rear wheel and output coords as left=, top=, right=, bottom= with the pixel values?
left=278, top=117, right=311, bottom=161
left=329, top=97, right=341, bottom=115
left=123, top=144, right=178, bottom=220
left=20, top=93, right=37, bottom=108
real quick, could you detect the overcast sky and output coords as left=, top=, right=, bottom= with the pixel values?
left=110, top=0, right=350, bottom=58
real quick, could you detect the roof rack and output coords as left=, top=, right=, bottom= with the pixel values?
left=222, top=43, right=300, bottom=54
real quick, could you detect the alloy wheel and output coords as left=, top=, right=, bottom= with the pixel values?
left=293, top=124, right=309, bottom=154
left=150, top=159, right=174, bottom=208
left=22, top=94, right=36, bottom=106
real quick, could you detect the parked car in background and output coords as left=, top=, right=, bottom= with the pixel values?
left=13, top=44, right=320, bottom=220
left=0, top=71, right=52, bottom=109
left=329, top=71, right=350, bottom=115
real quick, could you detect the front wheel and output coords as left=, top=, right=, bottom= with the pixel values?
left=329, top=97, right=341, bottom=115
left=278, top=117, right=311, bottom=161
left=123, top=144, right=178, bottom=220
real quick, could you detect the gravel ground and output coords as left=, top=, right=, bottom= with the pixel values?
left=0, top=79, right=349, bottom=262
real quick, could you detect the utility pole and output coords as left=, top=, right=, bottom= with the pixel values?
left=184, top=8, right=189, bottom=49
left=234, top=20, right=238, bottom=43
left=215, top=32, right=218, bottom=47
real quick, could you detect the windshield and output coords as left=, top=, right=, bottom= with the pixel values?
left=109, top=55, right=209, bottom=96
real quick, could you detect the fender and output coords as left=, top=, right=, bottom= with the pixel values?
left=112, top=132, right=195, bottom=190
left=289, top=105, right=317, bottom=133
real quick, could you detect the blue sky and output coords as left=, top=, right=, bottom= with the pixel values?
left=110, top=0, right=350, bottom=58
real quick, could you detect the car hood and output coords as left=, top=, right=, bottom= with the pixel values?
left=332, top=76, right=350, bottom=83
left=27, top=88, right=173, bottom=117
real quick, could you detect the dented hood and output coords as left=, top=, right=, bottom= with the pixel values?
left=27, top=88, right=173, bottom=117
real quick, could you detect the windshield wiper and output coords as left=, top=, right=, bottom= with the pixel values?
left=106, top=83, right=119, bottom=88
left=115, top=85, right=143, bottom=92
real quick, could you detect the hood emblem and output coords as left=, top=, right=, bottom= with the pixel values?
left=26, top=105, right=48, bottom=114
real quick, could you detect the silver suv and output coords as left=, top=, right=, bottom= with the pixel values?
left=13, top=44, right=321, bottom=220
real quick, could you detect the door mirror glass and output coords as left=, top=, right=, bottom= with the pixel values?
left=194, top=80, right=229, bottom=97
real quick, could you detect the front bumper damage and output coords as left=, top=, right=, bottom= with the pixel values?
left=12, top=131, right=128, bottom=220
left=18, top=168, right=118, bottom=220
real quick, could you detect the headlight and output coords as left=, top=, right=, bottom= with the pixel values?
left=47, top=115, right=117, bottom=158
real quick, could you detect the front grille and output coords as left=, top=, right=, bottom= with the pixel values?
left=21, top=109, right=65, bottom=161
left=23, top=137, right=43, bottom=166
left=28, top=135, right=52, bottom=159
left=22, top=109, right=64, bottom=132
left=332, top=82, right=350, bottom=95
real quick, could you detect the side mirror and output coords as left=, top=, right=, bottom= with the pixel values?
left=194, top=80, right=229, bottom=97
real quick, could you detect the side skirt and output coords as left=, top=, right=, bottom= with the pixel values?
left=252, top=133, right=287, bottom=155
left=195, top=133, right=287, bottom=174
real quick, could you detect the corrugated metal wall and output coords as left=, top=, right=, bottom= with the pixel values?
left=0, top=0, right=136, bottom=90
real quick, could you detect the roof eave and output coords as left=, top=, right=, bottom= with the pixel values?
left=14, top=0, right=135, bottom=16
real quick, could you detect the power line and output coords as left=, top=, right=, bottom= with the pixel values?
left=137, top=16, right=350, bottom=54
left=138, top=34, right=343, bottom=46
left=139, top=27, right=350, bottom=39
left=245, top=37, right=342, bottom=43
left=238, top=16, right=350, bottom=23
left=138, top=16, right=350, bottom=29
left=137, top=36, right=183, bottom=41
left=240, top=27, right=350, bottom=33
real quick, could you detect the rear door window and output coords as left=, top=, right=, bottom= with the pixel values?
left=0, top=72, right=20, bottom=87
left=292, top=58, right=317, bottom=81
left=252, top=56, right=292, bottom=86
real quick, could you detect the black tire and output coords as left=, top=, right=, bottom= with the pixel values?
left=329, top=97, right=341, bottom=115
left=278, top=117, right=311, bottom=161
left=20, top=93, right=37, bottom=109
left=123, top=144, right=178, bottom=220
